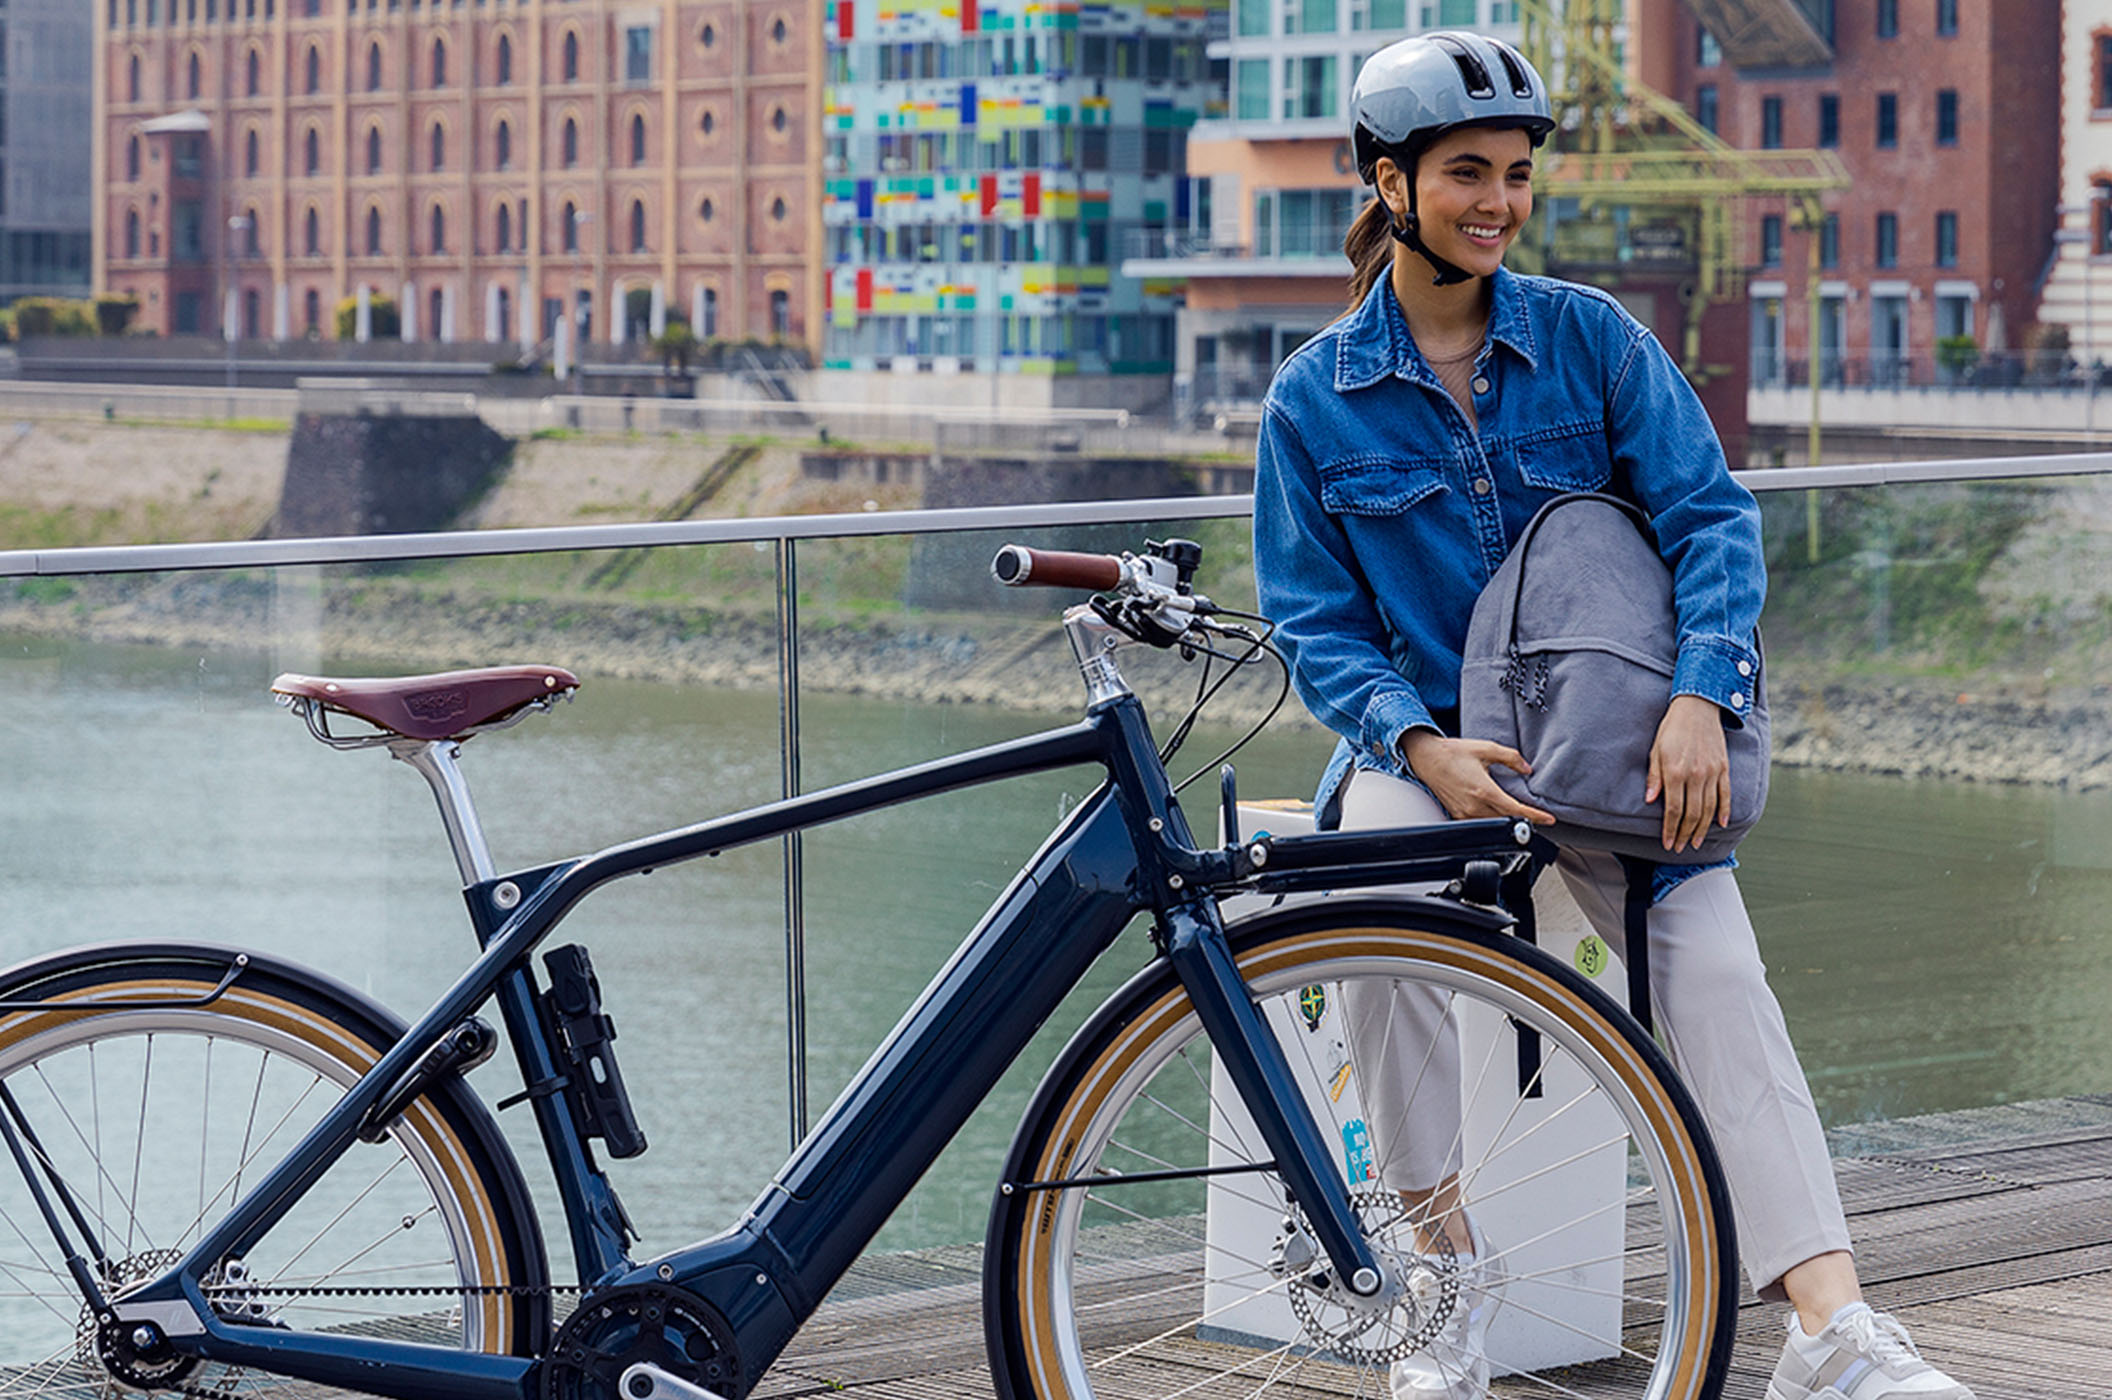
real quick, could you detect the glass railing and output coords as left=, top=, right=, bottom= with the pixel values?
left=2, top=455, right=2108, bottom=1262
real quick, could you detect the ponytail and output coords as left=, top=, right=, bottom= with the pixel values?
left=1340, top=196, right=1395, bottom=319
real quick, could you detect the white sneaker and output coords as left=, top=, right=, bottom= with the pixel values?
left=1765, top=1302, right=1975, bottom=1400
left=1389, top=1213, right=1506, bottom=1400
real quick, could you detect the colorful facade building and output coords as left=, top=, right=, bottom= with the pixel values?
left=819, top=0, right=1219, bottom=405
left=94, top=0, right=823, bottom=349
left=2036, top=0, right=2112, bottom=369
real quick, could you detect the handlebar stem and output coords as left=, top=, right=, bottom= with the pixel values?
left=1062, top=603, right=1135, bottom=706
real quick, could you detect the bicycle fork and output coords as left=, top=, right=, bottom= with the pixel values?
left=1157, top=900, right=1387, bottom=1299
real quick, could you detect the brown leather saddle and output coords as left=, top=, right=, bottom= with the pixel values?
left=271, top=665, right=580, bottom=743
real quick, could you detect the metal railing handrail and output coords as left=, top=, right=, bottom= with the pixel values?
left=2, top=452, right=2109, bottom=580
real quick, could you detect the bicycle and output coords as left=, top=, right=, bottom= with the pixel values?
left=0, top=537, right=1735, bottom=1400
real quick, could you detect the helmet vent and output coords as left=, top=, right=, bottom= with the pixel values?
left=1490, top=42, right=1535, bottom=99
left=1429, top=34, right=1495, bottom=99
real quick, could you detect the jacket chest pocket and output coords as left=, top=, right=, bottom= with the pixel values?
left=1319, top=456, right=1450, bottom=516
left=1516, top=421, right=1613, bottom=493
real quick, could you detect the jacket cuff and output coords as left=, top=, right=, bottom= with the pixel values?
left=1672, top=639, right=1761, bottom=725
left=1360, top=689, right=1437, bottom=768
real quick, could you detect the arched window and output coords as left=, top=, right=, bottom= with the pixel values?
left=496, top=286, right=512, bottom=341
left=496, top=33, right=512, bottom=84
left=243, top=288, right=261, bottom=339
left=304, top=43, right=319, bottom=93
left=244, top=128, right=260, bottom=176
left=700, top=286, right=718, bottom=337
left=128, top=54, right=141, bottom=103
left=367, top=41, right=382, bottom=91
left=430, top=204, right=446, bottom=254
left=630, top=113, right=646, bottom=165
left=187, top=51, right=201, bottom=98
left=771, top=106, right=787, bottom=134
left=562, top=31, right=579, bottom=82
left=495, top=119, right=511, bottom=170
left=430, top=37, right=446, bottom=87
left=700, top=108, right=715, bottom=136
left=125, top=210, right=141, bottom=257
left=562, top=118, right=578, bottom=168
left=304, top=126, right=319, bottom=175
left=771, top=17, right=788, bottom=43
left=629, top=199, right=646, bottom=252
left=430, top=121, right=445, bottom=171
left=304, top=288, right=320, bottom=335
left=769, top=288, right=790, bottom=336
left=242, top=209, right=260, bottom=255
left=127, top=136, right=142, bottom=181
left=246, top=48, right=260, bottom=96
left=365, top=206, right=383, bottom=255
left=562, top=200, right=578, bottom=253
left=495, top=202, right=512, bottom=253
left=304, top=206, right=320, bottom=255
left=366, top=125, right=382, bottom=174
left=430, top=287, right=445, bottom=341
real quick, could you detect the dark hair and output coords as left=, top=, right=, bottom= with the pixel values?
left=1341, top=196, right=1395, bottom=316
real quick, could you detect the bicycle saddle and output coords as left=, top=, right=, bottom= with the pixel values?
left=271, top=665, right=580, bottom=742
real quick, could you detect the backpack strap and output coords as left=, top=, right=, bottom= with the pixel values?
left=1615, top=855, right=1656, bottom=1038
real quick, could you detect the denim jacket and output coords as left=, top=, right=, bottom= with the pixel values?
left=1253, top=267, right=1766, bottom=854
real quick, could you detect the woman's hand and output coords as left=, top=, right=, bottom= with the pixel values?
left=1647, top=694, right=1730, bottom=853
left=1399, top=731, right=1556, bottom=826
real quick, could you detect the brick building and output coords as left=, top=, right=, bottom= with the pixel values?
left=1664, top=0, right=2059, bottom=387
left=94, top=0, right=823, bottom=350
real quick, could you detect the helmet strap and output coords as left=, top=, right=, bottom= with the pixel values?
left=1383, top=164, right=1476, bottom=288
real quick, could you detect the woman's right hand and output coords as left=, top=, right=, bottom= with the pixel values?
left=1399, top=730, right=1557, bottom=826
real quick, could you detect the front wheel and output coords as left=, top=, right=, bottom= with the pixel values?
left=986, top=900, right=1736, bottom=1400
left=0, top=943, right=549, bottom=1398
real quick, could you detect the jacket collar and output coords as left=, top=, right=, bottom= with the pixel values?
left=1332, top=265, right=1542, bottom=392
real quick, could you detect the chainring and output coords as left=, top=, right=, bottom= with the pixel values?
left=541, top=1283, right=742, bottom=1400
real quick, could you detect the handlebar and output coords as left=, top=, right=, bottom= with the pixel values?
left=989, top=545, right=1125, bottom=591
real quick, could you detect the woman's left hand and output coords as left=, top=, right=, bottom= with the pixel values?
left=1646, top=694, right=1730, bottom=854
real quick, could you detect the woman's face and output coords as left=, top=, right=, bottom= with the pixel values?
left=1382, top=125, right=1536, bottom=280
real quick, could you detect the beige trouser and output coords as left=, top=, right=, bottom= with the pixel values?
left=1336, top=768, right=1851, bottom=1299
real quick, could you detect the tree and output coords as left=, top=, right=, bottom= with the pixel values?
left=334, top=292, right=401, bottom=341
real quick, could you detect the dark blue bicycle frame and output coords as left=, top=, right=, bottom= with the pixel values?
left=80, top=693, right=1526, bottom=1400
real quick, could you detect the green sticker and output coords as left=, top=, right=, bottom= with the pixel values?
left=1574, top=935, right=1610, bottom=979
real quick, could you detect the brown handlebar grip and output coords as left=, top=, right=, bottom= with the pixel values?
left=990, top=545, right=1124, bottom=590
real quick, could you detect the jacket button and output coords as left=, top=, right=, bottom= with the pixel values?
left=1471, top=376, right=1490, bottom=394
left=1729, top=691, right=1746, bottom=709
left=1737, top=660, right=1753, bottom=677
left=1473, top=477, right=1492, bottom=495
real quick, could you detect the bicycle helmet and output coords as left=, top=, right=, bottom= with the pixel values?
left=1350, top=32, right=1554, bottom=285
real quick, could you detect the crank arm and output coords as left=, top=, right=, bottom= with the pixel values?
left=619, top=1363, right=729, bottom=1400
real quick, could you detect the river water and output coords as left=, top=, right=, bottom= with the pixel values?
left=3, top=634, right=2110, bottom=1273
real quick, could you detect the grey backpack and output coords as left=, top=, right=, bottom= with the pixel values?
left=1458, top=492, right=1768, bottom=865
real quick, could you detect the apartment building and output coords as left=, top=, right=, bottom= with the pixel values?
left=96, top=0, right=823, bottom=348
left=818, top=0, right=1218, bottom=406
left=2036, top=0, right=2112, bottom=368
left=4, top=1, right=95, bottom=302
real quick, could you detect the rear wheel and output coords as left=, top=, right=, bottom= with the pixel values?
left=0, top=944, right=548, bottom=1397
left=986, top=901, right=1735, bottom=1400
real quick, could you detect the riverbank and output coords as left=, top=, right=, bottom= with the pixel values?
left=4, top=568, right=2109, bottom=790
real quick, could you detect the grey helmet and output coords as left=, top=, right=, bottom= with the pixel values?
left=1350, top=32, right=1553, bottom=286
left=1351, top=31, right=1554, bottom=185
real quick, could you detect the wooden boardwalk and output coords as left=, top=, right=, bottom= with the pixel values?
left=757, top=1095, right=2112, bottom=1400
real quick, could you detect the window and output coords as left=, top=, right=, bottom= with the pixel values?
left=496, top=202, right=511, bottom=252
left=2098, top=184, right=2112, bottom=256
left=1236, top=0, right=1267, bottom=33
left=1876, top=0, right=1895, bottom=37
left=302, top=126, right=319, bottom=174
left=496, top=119, right=511, bottom=169
left=305, top=288, right=320, bottom=334
left=245, top=128, right=259, bottom=175
left=630, top=113, right=646, bottom=164
left=629, top=199, right=646, bottom=252
left=1695, top=85, right=1717, bottom=134
left=1820, top=212, right=1838, bottom=268
left=563, top=31, right=579, bottom=82
left=430, top=204, right=445, bottom=253
left=125, top=210, right=141, bottom=257
left=496, top=34, right=512, bottom=84
left=1876, top=92, right=1897, bottom=147
left=1937, top=0, right=1956, bottom=35
left=431, top=38, right=446, bottom=87
left=129, top=54, right=140, bottom=102
left=1697, top=26, right=1721, bottom=67
left=1281, top=54, right=1337, bottom=121
left=1760, top=211, right=1783, bottom=266
left=1818, top=94, right=1838, bottom=148
left=1936, top=210, right=1958, bottom=266
left=625, top=25, right=651, bottom=81
left=430, top=288, right=444, bottom=341
left=127, top=137, right=141, bottom=181
left=367, top=41, right=381, bottom=91
left=1286, top=0, right=1335, bottom=35
left=304, top=205, right=319, bottom=254
left=243, top=210, right=261, bottom=257
left=1233, top=58, right=1258, bottom=119
left=365, top=206, right=382, bottom=255
left=1875, top=211, right=1897, bottom=267
left=700, top=286, right=717, bottom=338
left=246, top=48, right=260, bottom=95
left=187, top=51, right=201, bottom=98
left=562, top=118, right=578, bottom=167
left=430, top=121, right=445, bottom=171
left=366, top=125, right=382, bottom=174
left=770, top=289, right=790, bottom=336
left=305, top=43, right=319, bottom=93
left=1760, top=95, right=1782, bottom=149
left=562, top=201, right=578, bottom=252
left=1937, top=89, right=1958, bottom=144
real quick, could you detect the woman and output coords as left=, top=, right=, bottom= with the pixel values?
left=1251, top=30, right=1973, bottom=1400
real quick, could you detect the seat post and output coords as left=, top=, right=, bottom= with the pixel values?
left=390, top=739, right=497, bottom=886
